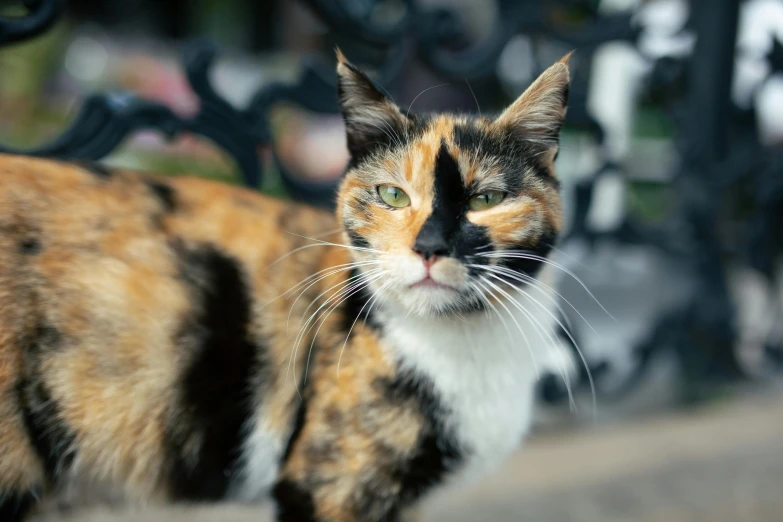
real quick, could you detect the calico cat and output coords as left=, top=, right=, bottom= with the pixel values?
left=0, top=51, right=570, bottom=522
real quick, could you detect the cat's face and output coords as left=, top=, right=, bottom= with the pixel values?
left=335, top=51, right=569, bottom=316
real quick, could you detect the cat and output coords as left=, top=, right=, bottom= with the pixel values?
left=0, top=50, right=570, bottom=522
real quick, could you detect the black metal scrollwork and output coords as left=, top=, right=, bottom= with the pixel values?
left=0, top=0, right=65, bottom=45
left=0, top=40, right=264, bottom=189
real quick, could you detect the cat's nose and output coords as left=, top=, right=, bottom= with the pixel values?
left=414, top=250, right=440, bottom=269
left=413, top=241, right=449, bottom=261
left=414, top=214, right=452, bottom=261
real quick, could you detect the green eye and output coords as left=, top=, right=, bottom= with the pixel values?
left=469, top=191, right=505, bottom=211
left=377, top=185, right=411, bottom=208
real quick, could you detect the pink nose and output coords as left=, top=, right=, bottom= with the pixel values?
left=416, top=252, right=438, bottom=270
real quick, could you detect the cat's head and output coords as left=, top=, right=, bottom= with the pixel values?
left=335, top=50, right=569, bottom=316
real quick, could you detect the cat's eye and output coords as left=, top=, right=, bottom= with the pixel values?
left=377, top=185, right=411, bottom=208
left=468, top=191, right=505, bottom=211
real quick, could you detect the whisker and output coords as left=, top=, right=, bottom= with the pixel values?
left=406, top=83, right=450, bottom=120
left=472, top=264, right=574, bottom=330
left=290, top=267, right=383, bottom=331
left=263, top=260, right=382, bottom=310
left=266, top=241, right=358, bottom=270
left=546, top=243, right=600, bottom=273
left=365, top=119, right=403, bottom=150
left=485, top=273, right=596, bottom=416
left=283, top=231, right=385, bottom=255
left=285, top=269, right=382, bottom=390
left=479, top=251, right=615, bottom=321
left=302, top=272, right=386, bottom=384
left=465, top=78, right=481, bottom=117
left=284, top=264, right=383, bottom=327
left=479, top=276, right=541, bottom=380
left=472, top=263, right=598, bottom=336
left=337, top=279, right=392, bottom=376
left=481, top=275, right=575, bottom=410
left=472, top=279, right=520, bottom=352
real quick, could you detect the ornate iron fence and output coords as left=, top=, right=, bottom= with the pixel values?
left=1, top=0, right=781, bottom=405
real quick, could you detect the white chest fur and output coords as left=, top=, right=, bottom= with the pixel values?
left=381, top=283, right=564, bottom=484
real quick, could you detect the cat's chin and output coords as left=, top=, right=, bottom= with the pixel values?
left=389, top=284, right=482, bottom=318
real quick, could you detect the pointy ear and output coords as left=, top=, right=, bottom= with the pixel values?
left=494, top=53, right=572, bottom=152
left=335, top=48, right=407, bottom=160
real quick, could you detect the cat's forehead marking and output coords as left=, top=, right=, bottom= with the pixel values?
left=407, top=116, right=466, bottom=186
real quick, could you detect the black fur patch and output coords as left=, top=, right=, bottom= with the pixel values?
left=273, top=479, right=317, bottom=522
left=75, top=160, right=114, bottom=179
left=165, top=245, right=261, bottom=500
left=337, top=63, right=403, bottom=162
left=280, top=397, right=307, bottom=464
left=19, top=379, right=77, bottom=478
left=18, top=238, right=41, bottom=255
left=0, top=491, right=37, bottom=522
left=376, top=368, right=462, bottom=507
left=280, top=371, right=311, bottom=466
left=413, top=141, right=493, bottom=274
left=18, top=325, right=78, bottom=482
left=346, top=228, right=371, bottom=250
left=453, top=123, right=557, bottom=190
left=146, top=181, right=177, bottom=212
left=497, top=225, right=558, bottom=279
left=414, top=141, right=466, bottom=258
left=339, top=267, right=381, bottom=332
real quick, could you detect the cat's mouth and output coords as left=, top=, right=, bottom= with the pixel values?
left=409, top=277, right=458, bottom=292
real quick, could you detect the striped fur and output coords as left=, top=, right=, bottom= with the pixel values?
left=0, top=53, right=570, bottom=521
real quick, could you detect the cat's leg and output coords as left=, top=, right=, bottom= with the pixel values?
left=272, top=390, right=428, bottom=522
left=273, top=373, right=438, bottom=521
left=0, top=491, right=37, bottom=522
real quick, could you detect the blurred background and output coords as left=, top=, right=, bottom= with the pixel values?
left=2, top=0, right=783, bottom=521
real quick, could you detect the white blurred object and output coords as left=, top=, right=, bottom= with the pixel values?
left=586, top=168, right=626, bottom=233
left=737, top=0, right=783, bottom=55
left=497, top=35, right=535, bottom=89
left=598, top=0, right=641, bottom=14
left=64, top=34, right=109, bottom=85
left=756, top=75, right=783, bottom=143
left=738, top=0, right=783, bottom=142
left=587, top=42, right=647, bottom=162
left=636, top=0, right=694, bottom=58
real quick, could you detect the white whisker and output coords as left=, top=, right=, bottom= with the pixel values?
left=480, top=275, right=575, bottom=410
left=479, top=276, right=541, bottom=379
left=485, top=272, right=596, bottom=416
left=302, top=272, right=386, bottom=384
left=337, top=278, right=392, bottom=376
left=286, top=269, right=383, bottom=391
left=465, top=78, right=481, bottom=117
left=285, top=264, right=383, bottom=327
left=479, top=251, right=615, bottom=320
left=471, top=279, right=521, bottom=354
left=472, top=263, right=598, bottom=336
left=406, top=83, right=450, bottom=120
left=283, top=231, right=385, bottom=255
left=263, top=260, right=382, bottom=311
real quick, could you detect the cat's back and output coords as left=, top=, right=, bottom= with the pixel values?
left=0, top=153, right=335, bottom=497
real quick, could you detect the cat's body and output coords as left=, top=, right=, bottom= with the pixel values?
left=0, top=53, right=570, bottom=521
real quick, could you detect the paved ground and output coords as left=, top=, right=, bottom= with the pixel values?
left=33, top=390, right=783, bottom=522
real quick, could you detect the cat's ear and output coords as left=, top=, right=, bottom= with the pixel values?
left=336, top=49, right=406, bottom=159
left=494, top=53, right=572, bottom=151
